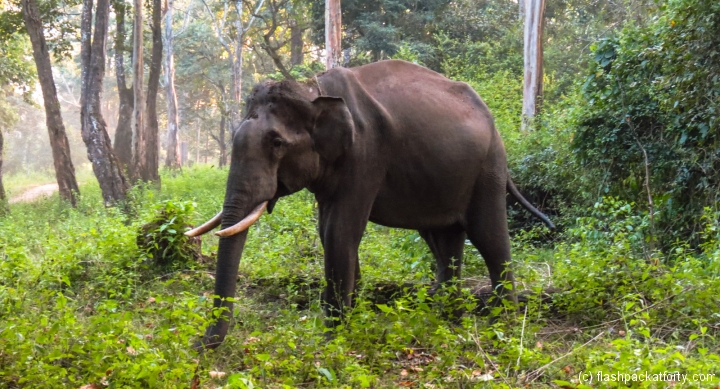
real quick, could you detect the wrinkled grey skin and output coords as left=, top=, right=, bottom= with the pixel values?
left=198, top=60, right=553, bottom=349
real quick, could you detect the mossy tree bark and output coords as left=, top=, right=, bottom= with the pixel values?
left=112, top=0, right=134, bottom=173
left=80, top=0, right=129, bottom=205
left=141, top=0, right=162, bottom=184
left=164, top=0, right=181, bottom=169
left=21, top=0, right=80, bottom=206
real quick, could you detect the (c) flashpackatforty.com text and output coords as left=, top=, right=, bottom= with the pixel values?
left=577, top=370, right=716, bottom=385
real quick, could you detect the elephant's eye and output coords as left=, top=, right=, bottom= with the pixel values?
left=272, top=138, right=284, bottom=148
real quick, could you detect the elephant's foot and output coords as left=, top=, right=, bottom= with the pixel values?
left=193, top=324, right=229, bottom=351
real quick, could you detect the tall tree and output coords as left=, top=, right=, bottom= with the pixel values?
left=131, top=0, right=146, bottom=181
left=0, top=128, right=5, bottom=211
left=164, top=0, right=181, bottom=169
left=80, top=0, right=129, bottom=204
left=257, top=0, right=294, bottom=79
left=205, top=78, right=230, bottom=167
left=142, top=0, right=162, bottom=183
left=290, top=18, right=303, bottom=66
left=113, top=0, right=134, bottom=172
left=232, top=0, right=243, bottom=122
left=21, top=0, right=80, bottom=205
left=201, top=0, right=239, bottom=123
left=324, top=0, right=340, bottom=69
left=521, top=0, right=545, bottom=131
left=201, top=0, right=264, bottom=125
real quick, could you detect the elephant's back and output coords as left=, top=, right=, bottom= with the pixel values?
left=332, top=61, right=503, bottom=229
left=348, top=60, right=497, bottom=144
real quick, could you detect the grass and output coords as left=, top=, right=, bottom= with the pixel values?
left=0, top=166, right=719, bottom=388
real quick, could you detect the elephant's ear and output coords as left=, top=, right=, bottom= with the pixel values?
left=311, top=96, right=355, bottom=162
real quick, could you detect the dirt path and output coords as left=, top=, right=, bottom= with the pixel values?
left=9, top=183, right=59, bottom=204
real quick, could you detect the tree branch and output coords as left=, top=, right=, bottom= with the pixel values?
left=173, top=3, right=195, bottom=38
left=200, top=0, right=230, bottom=53
left=258, top=0, right=293, bottom=79
left=243, top=0, right=266, bottom=33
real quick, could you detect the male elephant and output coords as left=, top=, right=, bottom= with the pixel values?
left=186, top=60, right=554, bottom=348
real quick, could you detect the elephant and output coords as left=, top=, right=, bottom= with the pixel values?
left=186, top=60, right=554, bottom=349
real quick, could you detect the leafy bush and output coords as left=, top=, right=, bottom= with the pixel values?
left=572, top=0, right=720, bottom=245
left=137, top=200, right=201, bottom=268
left=555, top=198, right=720, bottom=327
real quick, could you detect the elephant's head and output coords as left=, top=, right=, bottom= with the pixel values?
left=186, top=80, right=355, bottom=349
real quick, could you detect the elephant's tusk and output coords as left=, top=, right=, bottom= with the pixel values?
left=184, top=211, right=223, bottom=237
left=215, top=201, right=268, bottom=237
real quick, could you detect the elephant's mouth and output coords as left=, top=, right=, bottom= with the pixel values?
left=267, top=179, right=290, bottom=214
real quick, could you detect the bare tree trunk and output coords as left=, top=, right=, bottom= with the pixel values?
left=113, top=0, right=134, bottom=172
left=143, top=0, right=162, bottom=183
left=195, top=121, right=200, bottom=163
left=131, top=0, right=146, bottom=182
left=218, top=112, right=226, bottom=167
left=0, top=130, right=7, bottom=214
left=290, top=18, right=303, bottom=66
left=232, top=0, right=243, bottom=125
left=324, top=0, right=341, bottom=69
left=22, top=0, right=80, bottom=206
left=80, top=0, right=92, bottom=107
left=164, top=0, right=181, bottom=169
left=521, top=0, right=545, bottom=132
left=80, top=0, right=129, bottom=204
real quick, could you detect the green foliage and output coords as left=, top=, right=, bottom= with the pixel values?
left=573, top=0, right=720, bottom=244
left=0, top=33, right=35, bottom=90
left=555, top=198, right=720, bottom=325
left=1, top=167, right=718, bottom=387
left=0, top=0, right=80, bottom=60
left=311, top=0, right=448, bottom=67
left=267, top=61, right=325, bottom=82
left=137, top=200, right=200, bottom=268
left=391, top=43, right=424, bottom=65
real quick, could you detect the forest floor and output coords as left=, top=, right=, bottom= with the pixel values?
left=1, top=166, right=719, bottom=388
left=8, top=182, right=58, bottom=203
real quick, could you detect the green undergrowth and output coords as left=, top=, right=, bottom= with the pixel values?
left=1, top=167, right=718, bottom=388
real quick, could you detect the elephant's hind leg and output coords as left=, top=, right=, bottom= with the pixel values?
left=419, top=224, right=466, bottom=290
left=419, top=224, right=466, bottom=319
left=465, top=175, right=518, bottom=312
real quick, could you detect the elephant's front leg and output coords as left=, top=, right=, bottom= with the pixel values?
left=318, top=198, right=370, bottom=328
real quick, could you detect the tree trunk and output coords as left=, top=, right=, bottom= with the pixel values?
left=22, top=0, right=80, bottom=206
left=164, top=0, right=181, bottom=169
left=195, top=121, right=200, bottom=163
left=131, top=0, right=146, bottom=182
left=521, top=0, right=545, bottom=132
left=232, top=0, right=243, bottom=125
left=0, top=130, right=7, bottom=214
left=324, top=0, right=341, bottom=69
left=113, top=0, right=134, bottom=172
left=290, top=19, right=303, bottom=66
left=218, top=112, right=227, bottom=168
left=80, top=0, right=129, bottom=204
left=143, top=0, right=162, bottom=183
left=80, top=0, right=92, bottom=108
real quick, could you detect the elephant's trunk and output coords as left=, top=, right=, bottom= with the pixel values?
left=195, top=200, right=254, bottom=350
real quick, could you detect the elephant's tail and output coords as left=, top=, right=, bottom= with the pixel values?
left=506, top=177, right=555, bottom=229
